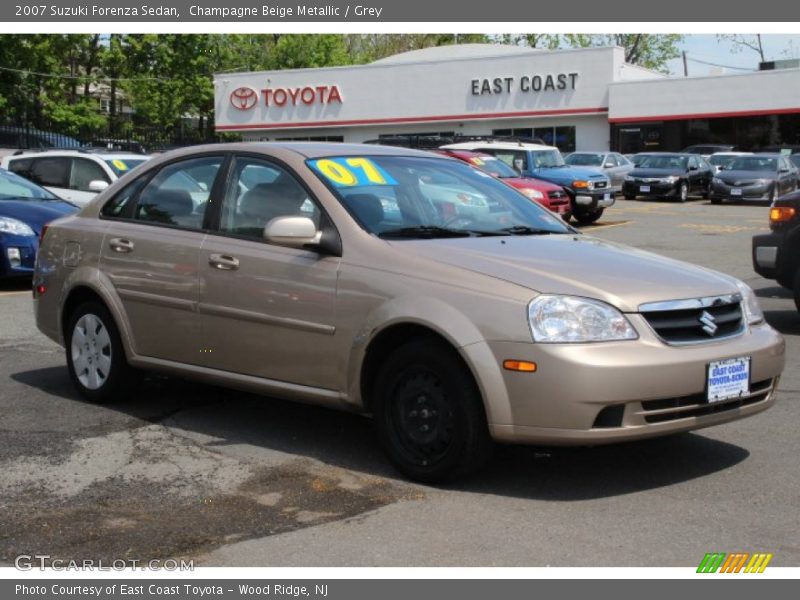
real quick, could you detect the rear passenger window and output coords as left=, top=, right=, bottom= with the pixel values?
left=30, top=157, right=70, bottom=187
left=134, top=157, right=222, bottom=229
left=101, top=178, right=147, bottom=219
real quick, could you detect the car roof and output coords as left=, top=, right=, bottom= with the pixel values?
left=148, top=142, right=445, bottom=161
left=442, top=141, right=557, bottom=151
left=7, top=149, right=146, bottom=160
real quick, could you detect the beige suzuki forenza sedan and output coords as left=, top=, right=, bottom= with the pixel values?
left=33, top=143, right=785, bottom=482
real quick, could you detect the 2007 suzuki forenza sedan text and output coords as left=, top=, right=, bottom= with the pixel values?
left=33, top=143, right=785, bottom=482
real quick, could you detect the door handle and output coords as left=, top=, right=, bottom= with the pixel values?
left=208, top=253, right=239, bottom=270
left=109, top=238, right=134, bottom=253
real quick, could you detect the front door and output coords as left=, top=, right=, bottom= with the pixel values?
left=198, top=155, right=341, bottom=390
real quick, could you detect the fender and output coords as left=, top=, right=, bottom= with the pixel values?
left=59, top=266, right=139, bottom=361
left=343, top=294, right=512, bottom=425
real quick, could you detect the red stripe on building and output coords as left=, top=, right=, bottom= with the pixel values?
left=216, top=107, right=609, bottom=131
left=609, top=106, right=800, bottom=124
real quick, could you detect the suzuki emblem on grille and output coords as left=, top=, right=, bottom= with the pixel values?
left=699, top=311, right=718, bottom=336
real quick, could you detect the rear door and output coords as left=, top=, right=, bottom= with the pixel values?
left=98, top=154, right=225, bottom=364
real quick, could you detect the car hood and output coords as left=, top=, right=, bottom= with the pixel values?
left=717, top=169, right=775, bottom=182
left=0, top=199, right=78, bottom=235
left=499, top=176, right=562, bottom=192
left=531, top=166, right=607, bottom=184
left=394, top=235, right=739, bottom=312
left=629, top=168, right=685, bottom=178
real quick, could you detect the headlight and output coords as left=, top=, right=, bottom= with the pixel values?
left=0, top=216, right=35, bottom=236
left=662, top=175, right=679, bottom=184
left=572, top=180, right=593, bottom=190
left=519, top=188, right=544, bottom=200
left=756, top=179, right=771, bottom=186
left=528, top=295, right=638, bottom=343
left=624, top=175, right=635, bottom=182
left=735, top=281, right=764, bottom=325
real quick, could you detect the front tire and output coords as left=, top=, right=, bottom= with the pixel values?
left=574, top=208, right=604, bottom=225
left=372, top=340, right=492, bottom=483
left=624, top=194, right=636, bottom=200
left=676, top=181, right=688, bottom=202
left=794, top=269, right=800, bottom=313
left=65, top=301, right=138, bottom=403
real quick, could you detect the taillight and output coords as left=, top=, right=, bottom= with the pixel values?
left=770, top=206, right=796, bottom=224
left=39, top=223, right=49, bottom=245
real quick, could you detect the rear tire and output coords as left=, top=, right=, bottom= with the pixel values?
left=65, top=301, right=138, bottom=403
left=624, top=194, right=636, bottom=200
left=372, top=339, right=492, bottom=483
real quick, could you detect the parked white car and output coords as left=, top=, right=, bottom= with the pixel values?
left=1, top=149, right=149, bottom=206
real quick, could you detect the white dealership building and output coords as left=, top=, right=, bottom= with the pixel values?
left=214, top=44, right=800, bottom=153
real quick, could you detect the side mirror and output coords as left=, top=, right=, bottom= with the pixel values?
left=88, top=180, right=109, bottom=192
left=779, top=168, right=790, bottom=173
left=604, top=162, right=615, bottom=168
left=513, top=158, right=525, bottom=173
left=263, top=216, right=320, bottom=249
left=688, top=165, right=699, bottom=171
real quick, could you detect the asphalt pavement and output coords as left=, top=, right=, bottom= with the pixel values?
left=1, top=197, right=798, bottom=567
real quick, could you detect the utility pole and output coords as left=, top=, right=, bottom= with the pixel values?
left=682, top=51, right=688, bottom=77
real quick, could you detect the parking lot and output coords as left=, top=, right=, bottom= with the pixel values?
left=1, top=197, right=798, bottom=568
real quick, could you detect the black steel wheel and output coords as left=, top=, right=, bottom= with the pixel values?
left=372, top=340, right=492, bottom=483
left=574, top=208, right=604, bottom=225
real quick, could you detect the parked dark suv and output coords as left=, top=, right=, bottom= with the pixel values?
left=753, top=189, right=800, bottom=311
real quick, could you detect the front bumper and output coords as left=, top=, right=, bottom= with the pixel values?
left=571, top=188, right=615, bottom=212
left=0, top=236, right=37, bottom=279
left=622, top=180, right=679, bottom=198
left=711, top=181, right=772, bottom=202
left=752, top=230, right=788, bottom=281
left=471, top=320, right=784, bottom=446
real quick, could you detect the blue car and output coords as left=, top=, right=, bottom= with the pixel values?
left=441, top=141, right=614, bottom=224
left=0, top=168, right=78, bottom=279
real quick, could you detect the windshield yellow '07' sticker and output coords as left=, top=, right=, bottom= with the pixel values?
left=308, top=157, right=397, bottom=187
left=112, top=159, right=129, bottom=171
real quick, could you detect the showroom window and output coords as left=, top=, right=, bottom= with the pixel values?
left=533, top=126, right=576, bottom=152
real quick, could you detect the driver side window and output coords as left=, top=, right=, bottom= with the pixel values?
left=219, top=157, right=319, bottom=240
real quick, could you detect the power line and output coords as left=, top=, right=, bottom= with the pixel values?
left=685, top=56, right=757, bottom=71
left=0, top=65, right=171, bottom=83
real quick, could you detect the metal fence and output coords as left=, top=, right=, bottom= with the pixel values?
left=0, top=119, right=238, bottom=155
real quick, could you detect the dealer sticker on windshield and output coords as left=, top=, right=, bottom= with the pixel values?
left=308, top=157, right=397, bottom=187
left=707, top=356, right=750, bottom=403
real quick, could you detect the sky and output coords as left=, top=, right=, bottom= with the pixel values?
left=667, top=34, right=800, bottom=76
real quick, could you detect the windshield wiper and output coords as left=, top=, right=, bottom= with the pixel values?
left=496, top=225, right=563, bottom=236
left=379, top=226, right=473, bottom=239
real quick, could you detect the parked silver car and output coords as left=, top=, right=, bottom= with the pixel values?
left=564, top=152, right=635, bottom=192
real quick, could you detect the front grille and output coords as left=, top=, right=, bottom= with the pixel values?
left=594, top=181, right=607, bottom=189
left=641, top=379, right=773, bottom=424
left=640, top=296, right=744, bottom=344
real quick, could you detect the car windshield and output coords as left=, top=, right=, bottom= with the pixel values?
left=466, top=155, right=518, bottom=178
left=791, top=155, right=800, bottom=168
left=708, top=155, right=741, bottom=168
left=105, top=158, right=148, bottom=177
left=729, top=157, right=778, bottom=172
left=565, top=153, right=604, bottom=167
left=637, top=155, right=688, bottom=170
left=307, top=155, right=570, bottom=238
left=530, top=150, right=565, bottom=168
left=0, top=169, right=59, bottom=200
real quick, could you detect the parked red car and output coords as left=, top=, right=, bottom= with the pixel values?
left=434, top=149, right=572, bottom=220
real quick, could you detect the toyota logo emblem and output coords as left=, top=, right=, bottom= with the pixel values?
left=230, top=87, right=258, bottom=110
